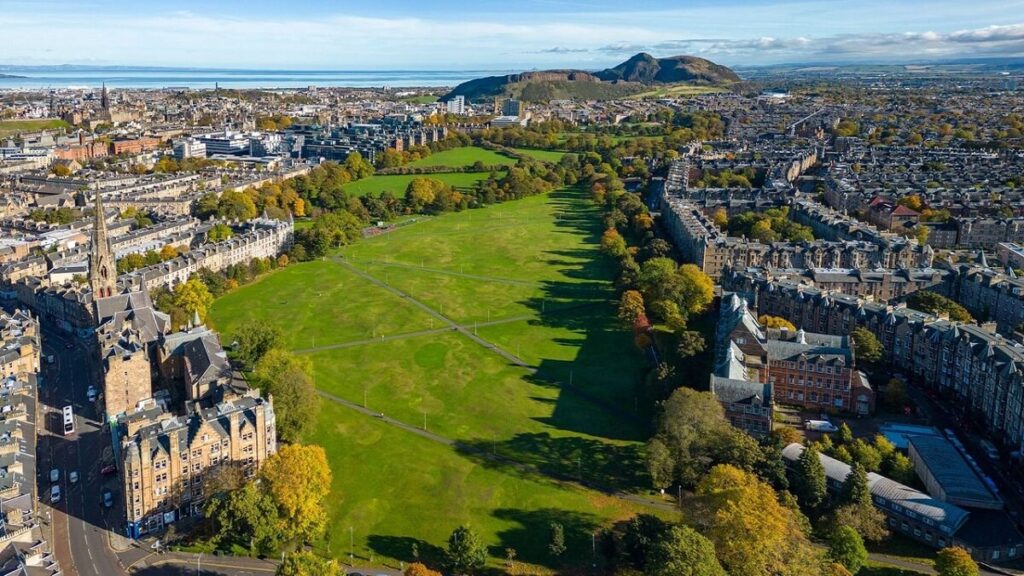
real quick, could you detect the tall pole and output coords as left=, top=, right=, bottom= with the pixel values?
left=350, top=526, right=354, bottom=563
left=197, top=552, right=202, bottom=576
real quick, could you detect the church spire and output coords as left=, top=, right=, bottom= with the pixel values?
left=89, top=192, right=117, bottom=299
left=101, top=82, right=110, bottom=110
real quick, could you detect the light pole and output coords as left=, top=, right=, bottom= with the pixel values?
left=350, top=526, right=354, bottom=564
left=197, top=552, right=202, bottom=575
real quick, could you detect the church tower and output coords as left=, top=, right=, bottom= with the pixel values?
left=89, top=192, right=117, bottom=298
left=101, top=82, right=110, bottom=110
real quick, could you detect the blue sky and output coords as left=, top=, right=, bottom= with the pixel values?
left=3, top=0, right=1024, bottom=69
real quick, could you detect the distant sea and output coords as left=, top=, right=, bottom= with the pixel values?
left=0, top=66, right=513, bottom=90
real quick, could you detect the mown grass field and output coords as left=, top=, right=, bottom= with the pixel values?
left=341, top=171, right=499, bottom=197
left=0, top=118, right=70, bottom=137
left=510, top=148, right=567, bottom=163
left=209, top=186, right=658, bottom=570
left=407, top=145, right=516, bottom=168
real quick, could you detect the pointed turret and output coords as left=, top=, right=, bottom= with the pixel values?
left=89, top=193, right=117, bottom=299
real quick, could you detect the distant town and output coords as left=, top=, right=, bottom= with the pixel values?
left=2, top=50, right=1024, bottom=576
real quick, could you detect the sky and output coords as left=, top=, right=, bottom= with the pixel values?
left=3, top=0, right=1024, bottom=70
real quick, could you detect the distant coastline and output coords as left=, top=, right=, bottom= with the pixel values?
left=0, top=65, right=515, bottom=89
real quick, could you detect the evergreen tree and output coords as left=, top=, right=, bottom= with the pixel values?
left=445, top=525, right=487, bottom=575
left=842, top=462, right=870, bottom=506
left=790, top=444, right=828, bottom=513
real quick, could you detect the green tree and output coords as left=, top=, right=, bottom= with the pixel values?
left=548, top=521, right=567, bottom=560
left=205, top=481, right=280, bottom=554
left=837, top=423, right=854, bottom=445
left=676, top=331, right=706, bottom=359
left=790, top=444, right=827, bottom=512
left=208, top=223, right=235, bottom=242
left=218, top=190, right=258, bottom=220
left=646, top=525, right=725, bottom=576
left=233, top=319, right=283, bottom=367
left=935, top=547, right=979, bottom=576
left=621, top=514, right=673, bottom=570
left=276, top=551, right=345, bottom=576
left=255, top=349, right=320, bottom=443
left=646, top=387, right=731, bottom=487
left=173, top=278, right=214, bottom=323
left=850, top=327, right=883, bottom=364
left=830, top=504, right=890, bottom=543
left=842, top=462, right=870, bottom=506
left=828, top=525, right=867, bottom=574
left=445, top=525, right=487, bottom=575
left=907, top=291, right=974, bottom=323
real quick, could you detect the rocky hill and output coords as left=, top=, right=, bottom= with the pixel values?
left=443, top=53, right=737, bottom=103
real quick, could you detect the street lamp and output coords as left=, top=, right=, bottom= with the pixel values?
left=197, top=552, right=202, bottom=575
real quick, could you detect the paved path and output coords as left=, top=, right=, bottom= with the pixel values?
left=349, top=258, right=542, bottom=287
left=331, top=257, right=640, bottom=424
left=292, top=313, right=536, bottom=355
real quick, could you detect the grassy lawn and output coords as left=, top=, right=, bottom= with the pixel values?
left=407, top=146, right=516, bottom=168
left=399, top=95, right=438, bottom=104
left=510, top=148, right=567, bottom=163
left=342, top=171, right=499, bottom=197
left=210, top=185, right=653, bottom=569
left=860, top=561, right=929, bottom=576
left=0, top=118, right=70, bottom=136
left=628, top=84, right=730, bottom=99
left=315, top=401, right=661, bottom=571
left=209, top=260, right=437, bottom=350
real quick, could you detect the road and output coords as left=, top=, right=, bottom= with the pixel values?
left=38, top=328, right=128, bottom=576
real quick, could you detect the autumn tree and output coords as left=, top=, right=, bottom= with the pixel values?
left=405, top=563, right=442, bottom=576
left=828, top=526, right=867, bottom=575
left=645, top=525, right=725, bottom=576
left=276, top=551, right=345, bottom=576
left=692, top=465, right=824, bottom=576
left=260, top=444, right=332, bottom=543
left=445, top=525, right=487, bottom=575
left=936, top=547, right=979, bottom=576
left=850, top=327, right=883, bottom=364
left=829, top=504, right=889, bottom=543
left=173, top=278, right=214, bottom=323
left=617, top=290, right=647, bottom=328
left=159, top=244, right=179, bottom=261
left=677, top=264, right=714, bottom=317
left=758, top=315, right=797, bottom=331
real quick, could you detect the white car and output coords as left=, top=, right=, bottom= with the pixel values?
left=87, top=386, right=97, bottom=401
left=69, top=471, right=78, bottom=484
left=49, top=468, right=59, bottom=483
left=50, top=485, right=61, bottom=503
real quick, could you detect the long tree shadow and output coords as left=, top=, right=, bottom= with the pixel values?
left=454, top=432, right=650, bottom=493
left=367, top=535, right=447, bottom=568
left=490, top=507, right=603, bottom=569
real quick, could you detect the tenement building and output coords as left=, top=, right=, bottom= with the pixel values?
left=728, top=271, right=1024, bottom=453
left=660, top=196, right=932, bottom=280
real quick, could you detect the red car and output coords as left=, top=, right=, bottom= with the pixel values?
left=100, top=464, right=117, bottom=475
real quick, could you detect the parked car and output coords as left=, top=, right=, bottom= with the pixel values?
left=805, top=420, right=839, bottom=432
left=69, top=471, right=78, bottom=484
left=51, top=485, right=61, bottom=503
left=49, top=468, right=59, bottom=483
left=102, top=490, right=113, bottom=508
left=100, top=464, right=116, bottom=475
left=87, top=386, right=97, bottom=401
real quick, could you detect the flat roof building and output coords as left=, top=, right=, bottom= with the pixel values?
left=908, top=435, right=1003, bottom=510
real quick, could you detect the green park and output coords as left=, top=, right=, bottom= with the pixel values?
left=210, top=180, right=666, bottom=570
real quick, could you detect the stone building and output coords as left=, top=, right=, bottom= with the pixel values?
left=728, top=272, right=1024, bottom=453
